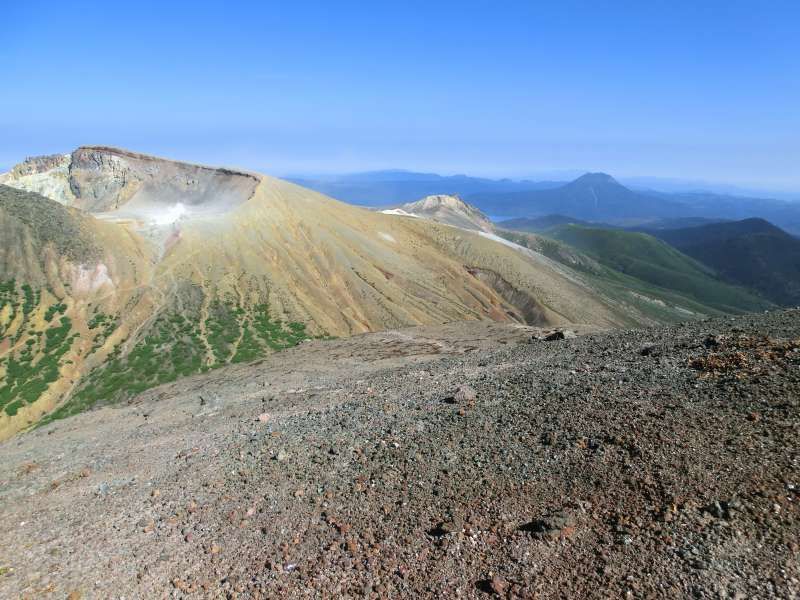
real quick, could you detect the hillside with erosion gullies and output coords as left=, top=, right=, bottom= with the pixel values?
left=0, top=147, right=718, bottom=437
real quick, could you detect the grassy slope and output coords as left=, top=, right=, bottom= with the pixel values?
left=36, top=300, right=313, bottom=425
left=0, top=272, right=316, bottom=428
left=543, top=225, right=772, bottom=313
left=0, top=280, right=75, bottom=418
left=498, top=227, right=772, bottom=321
left=650, top=219, right=800, bottom=307
left=0, top=183, right=323, bottom=431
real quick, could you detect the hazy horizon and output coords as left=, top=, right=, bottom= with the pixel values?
left=2, top=1, right=798, bottom=191
left=2, top=154, right=800, bottom=200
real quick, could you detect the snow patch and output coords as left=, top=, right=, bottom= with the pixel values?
left=478, top=231, right=528, bottom=251
left=380, top=209, right=420, bottom=218
left=629, top=291, right=667, bottom=307
left=378, top=232, right=396, bottom=243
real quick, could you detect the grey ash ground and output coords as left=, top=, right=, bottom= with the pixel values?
left=0, top=315, right=798, bottom=599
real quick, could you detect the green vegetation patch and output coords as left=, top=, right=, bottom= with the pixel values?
left=87, top=311, right=118, bottom=354
left=39, top=300, right=311, bottom=425
left=45, top=302, right=68, bottom=322
left=0, top=281, right=76, bottom=417
left=206, top=301, right=241, bottom=362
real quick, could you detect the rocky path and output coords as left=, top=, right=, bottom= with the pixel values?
left=0, top=314, right=798, bottom=598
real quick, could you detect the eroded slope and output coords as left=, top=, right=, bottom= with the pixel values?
left=0, top=147, right=761, bottom=435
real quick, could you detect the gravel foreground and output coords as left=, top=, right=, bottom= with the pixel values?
left=0, top=314, right=798, bottom=599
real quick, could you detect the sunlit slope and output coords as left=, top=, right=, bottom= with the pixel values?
left=161, top=176, right=633, bottom=335
left=649, top=218, right=800, bottom=306
left=0, top=185, right=156, bottom=437
left=540, top=224, right=773, bottom=313
left=1, top=147, right=732, bottom=436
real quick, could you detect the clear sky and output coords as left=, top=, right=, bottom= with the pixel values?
left=2, top=0, right=798, bottom=189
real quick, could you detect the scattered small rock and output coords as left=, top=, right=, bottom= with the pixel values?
left=490, top=575, right=508, bottom=596
left=543, top=329, right=577, bottom=341
left=541, top=431, right=557, bottom=446
left=453, top=385, right=477, bottom=403
left=428, top=516, right=463, bottom=537
left=703, top=499, right=741, bottom=520
left=639, top=343, right=657, bottom=356
left=520, top=510, right=576, bottom=540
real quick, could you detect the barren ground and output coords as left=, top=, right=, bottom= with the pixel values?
left=0, top=314, right=798, bottom=599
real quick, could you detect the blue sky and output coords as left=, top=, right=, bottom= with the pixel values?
left=2, top=0, right=798, bottom=189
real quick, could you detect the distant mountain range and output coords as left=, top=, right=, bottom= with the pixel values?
left=293, top=170, right=800, bottom=235
left=469, top=174, right=800, bottom=234
left=288, top=171, right=562, bottom=207
left=620, top=176, right=800, bottom=200
left=470, top=173, right=690, bottom=222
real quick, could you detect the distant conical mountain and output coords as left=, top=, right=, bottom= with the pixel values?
left=287, top=169, right=800, bottom=235
left=467, top=172, right=687, bottom=222
left=569, top=172, right=619, bottom=186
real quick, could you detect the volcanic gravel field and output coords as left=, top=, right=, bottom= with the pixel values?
left=0, top=313, right=798, bottom=599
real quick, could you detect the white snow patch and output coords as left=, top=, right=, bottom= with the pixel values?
left=629, top=291, right=667, bottom=307
left=380, top=208, right=421, bottom=218
left=478, top=231, right=528, bottom=251
left=378, top=232, right=396, bottom=243
left=475, top=230, right=590, bottom=286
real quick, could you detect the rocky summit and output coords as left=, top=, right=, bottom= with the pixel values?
left=382, top=194, right=496, bottom=233
left=0, top=310, right=797, bottom=598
